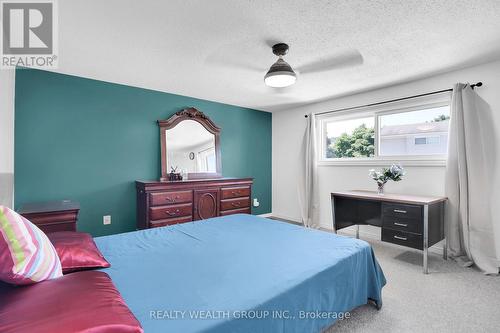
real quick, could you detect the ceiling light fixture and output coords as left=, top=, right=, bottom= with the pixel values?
left=264, top=43, right=296, bottom=88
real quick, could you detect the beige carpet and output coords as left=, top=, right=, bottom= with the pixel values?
left=325, top=238, right=500, bottom=333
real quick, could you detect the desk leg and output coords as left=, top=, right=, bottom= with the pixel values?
left=356, top=225, right=359, bottom=239
left=331, top=196, right=337, bottom=234
left=423, top=204, right=429, bottom=274
left=442, top=203, right=447, bottom=260
left=443, top=237, right=448, bottom=260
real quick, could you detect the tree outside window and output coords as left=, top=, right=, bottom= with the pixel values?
left=326, top=124, right=375, bottom=158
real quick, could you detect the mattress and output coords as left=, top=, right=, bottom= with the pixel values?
left=94, top=214, right=386, bottom=333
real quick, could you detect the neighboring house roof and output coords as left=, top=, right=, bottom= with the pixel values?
left=380, top=120, right=449, bottom=136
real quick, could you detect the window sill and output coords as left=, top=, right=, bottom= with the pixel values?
left=318, top=158, right=446, bottom=167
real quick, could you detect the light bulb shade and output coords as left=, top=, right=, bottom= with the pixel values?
left=264, top=58, right=297, bottom=88
left=264, top=72, right=297, bottom=88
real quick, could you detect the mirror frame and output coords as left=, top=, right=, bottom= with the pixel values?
left=158, top=107, right=222, bottom=181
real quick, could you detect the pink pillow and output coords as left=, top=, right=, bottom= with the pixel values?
left=0, top=271, right=143, bottom=333
left=0, top=206, right=63, bottom=285
left=47, top=231, right=110, bottom=273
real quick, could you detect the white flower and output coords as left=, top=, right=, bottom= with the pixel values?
left=370, top=165, right=405, bottom=184
left=390, top=164, right=405, bottom=176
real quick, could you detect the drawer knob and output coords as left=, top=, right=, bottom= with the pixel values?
left=231, top=191, right=240, bottom=195
left=165, top=209, right=180, bottom=216
left=394, top=222, right=408, bottom=227
left=231, top=202, right=241, bottom=207
left=393, top=209, right=407, bottom=214
left=394, top=235, right=407, bottom=241
left=165, top=196, right=180, bottom=202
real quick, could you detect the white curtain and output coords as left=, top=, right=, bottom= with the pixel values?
left=445, top=83, right=500, bottom=274
left=298, top=113, right=319, bottom=228
left=0, top=173, right=13, bottom=208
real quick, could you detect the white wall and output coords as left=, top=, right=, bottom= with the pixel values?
left=273, top=59, right=500, bottom=237
left=0, top=69, right=15, bottom=207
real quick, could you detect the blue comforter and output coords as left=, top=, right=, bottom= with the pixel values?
left=95, top=214, right=386, bottom=333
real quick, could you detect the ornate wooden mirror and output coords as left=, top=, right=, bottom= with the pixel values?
left=158, top=108, right=222, bottom=181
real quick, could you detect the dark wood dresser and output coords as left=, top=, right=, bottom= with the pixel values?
left=331, top=190, right=447, bottom=274
left=18, top=200, right=80, bottom=234
left=136, top=178, right=253, bottom=229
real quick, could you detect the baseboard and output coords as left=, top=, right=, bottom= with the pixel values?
left=269, top=213, right=302, bottom=224
left=257, top=213, right=273, bottom=218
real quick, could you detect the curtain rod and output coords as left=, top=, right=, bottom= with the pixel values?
left=304, top=82, right=483, bottom=118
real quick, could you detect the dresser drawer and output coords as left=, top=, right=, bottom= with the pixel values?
left=220, top=207, right=251, bottom=216
left=382, top=228, right=423, bottom=250
left=382, top=203, right=422, bottom=220
left=383, top=215, right=422, bottom=234
left=36, top=221, right=76, bottom=234
left=149, top=190, right=193, bottom=206
left=149, top=216, right=192, bottom=228
left=21, top=210, right=78, bottom=234
left=22, top=211, right=79, bottom=224
left=149, top=203, right=192, bottom=221
left=221, top=186, right=251, bottom=199
left=220, top=197, right=250, bottom=211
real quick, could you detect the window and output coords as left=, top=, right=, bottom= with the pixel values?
left=325, top=116, right=375, bottom=158
left=415, top=137, right=440, bottom=145
left=378, top=106, right=449, bottom=156
left=319, top=94, right=450, bottom=163
left=414, top=137, right=427, bottom=145
left=197, top=147, right=216, bottom=172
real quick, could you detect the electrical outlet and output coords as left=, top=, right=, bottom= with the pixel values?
left=103, top=215, right=111, bottom=225
left=253, top=198, right=260, bottom=207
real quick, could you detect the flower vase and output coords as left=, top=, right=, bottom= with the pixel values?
left=377, top=182, right=385, bottom=195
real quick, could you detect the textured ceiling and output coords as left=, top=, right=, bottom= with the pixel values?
left=55, top=0, right=500, bottom=112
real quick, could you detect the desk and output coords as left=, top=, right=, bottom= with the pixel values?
left=331, top=191, right=447, bottom=274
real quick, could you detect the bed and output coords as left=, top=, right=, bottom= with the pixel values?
left=94, top=214, right=386, bottom=333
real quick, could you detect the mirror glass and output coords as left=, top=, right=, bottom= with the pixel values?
left=165, top=120, right=217, bottom=174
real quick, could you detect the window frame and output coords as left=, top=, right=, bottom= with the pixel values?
left=317, top=92, right=451, bottom=167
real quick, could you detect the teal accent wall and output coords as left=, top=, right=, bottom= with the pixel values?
left=15, top=69, right=272, bottom=236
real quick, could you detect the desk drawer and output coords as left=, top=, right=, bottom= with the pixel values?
left=382, top=228, right=422, bottom=250
left=383, top=215, right=422, bottom=234
left=221, top=186, right=251, bottom=199
left=149, top=203, right=192, bottom=221
left=382, top=203, right=421, bottom=220
left=149, top=190, right=193, bottom=206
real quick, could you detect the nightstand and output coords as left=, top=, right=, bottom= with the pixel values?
left=18, top=200, right=80, bottom=234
